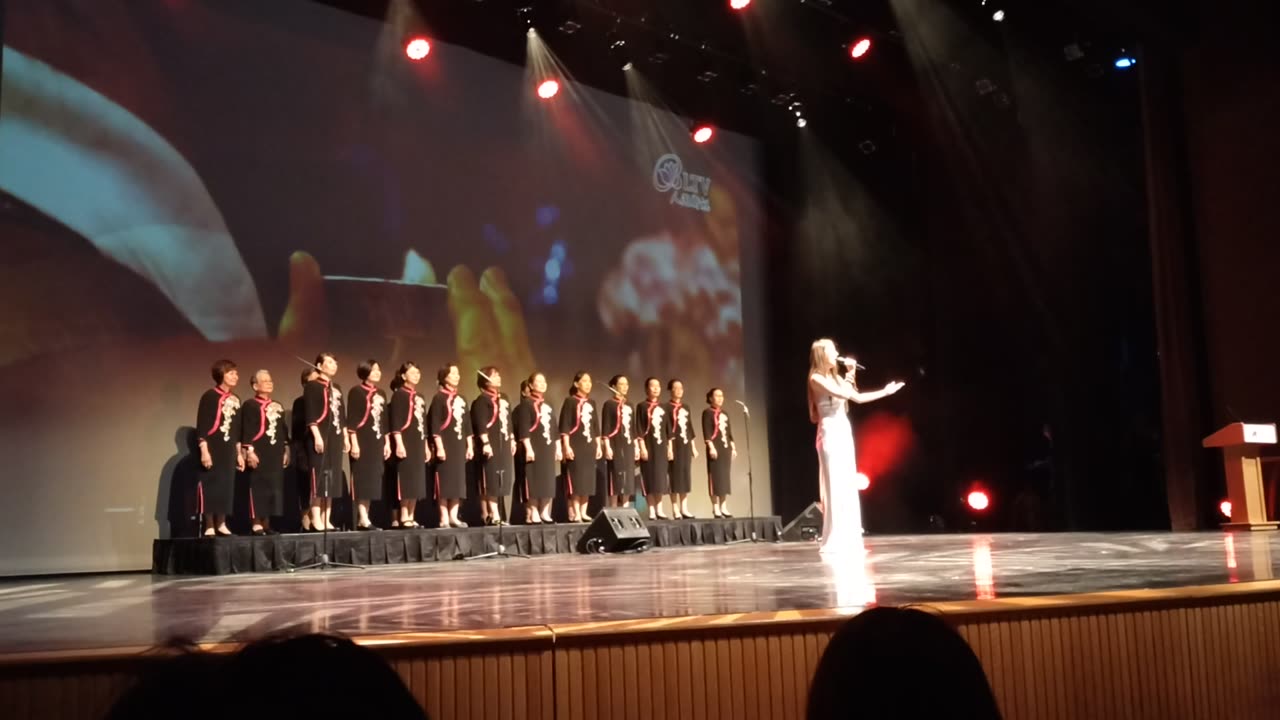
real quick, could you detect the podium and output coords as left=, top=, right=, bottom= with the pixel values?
left=1203, top=423, right=1280, bottom=531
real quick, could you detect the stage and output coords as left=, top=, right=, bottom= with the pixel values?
left=4, top=531, right=1280, bottom=719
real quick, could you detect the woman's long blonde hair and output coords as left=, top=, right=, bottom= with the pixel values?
left=807, top=338, right=837, bottom=424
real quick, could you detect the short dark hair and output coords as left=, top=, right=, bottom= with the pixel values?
left=520, top=380, right=531, bottom=396
left=667, top=378, right=683, bottom=391
left=608, top=374, right=627, bottom=390
left=478, top=365, right=499, bottom=391
left=706, top=387, right=722, bottom=404
left=314, top=352, right=336, bottom=367
left=211, top=359, right=237, bottom=384
left=572, top=371, right=590, bottom=394
left=357, top=359, right=379, bottom=382
left=300, top=368, right=316, bottom=387
left=437, top=364, right=458, bottom=386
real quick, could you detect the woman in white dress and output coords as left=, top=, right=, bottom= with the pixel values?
left=807, top=339, right=905, bottom=554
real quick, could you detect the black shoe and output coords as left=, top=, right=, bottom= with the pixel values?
left=252, top=529, right=266, bottom=537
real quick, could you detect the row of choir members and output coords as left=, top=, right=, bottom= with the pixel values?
left=194, top=356, right=738, bottom=536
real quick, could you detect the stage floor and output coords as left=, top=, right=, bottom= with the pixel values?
left=0, top=531, right=1274, bottom=657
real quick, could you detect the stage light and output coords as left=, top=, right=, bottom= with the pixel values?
left=692, top=125, right=714, bottom=143
left=622, top=61, right=634, bottom=71
left=1220, top=499, right=1233, bottom=519
left=966, top=490, right=990, bottom=511
left=729, top=0, right=751, bottom=10
left=855, top=472, right=870, bottom=490
left=992, top=10, right=1006, bottom=22
left=1114, top=55, right=1136, bottom=69
left=850, top=37, right=872, bottom=60
left=536, top=79, right=560, bottom=99
left=404, top=37, right=431, bottom=61
left=796, top=117, right=808, bottom=128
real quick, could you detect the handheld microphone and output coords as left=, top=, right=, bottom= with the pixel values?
left=837, top=356, right=866, bottom=370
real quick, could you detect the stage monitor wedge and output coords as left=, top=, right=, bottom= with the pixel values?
left=781, top=502, right=823, bottom=542
left=577, top=508, right=652, bottom=553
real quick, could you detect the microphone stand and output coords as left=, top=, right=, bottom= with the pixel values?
left=288, top=375, right=363, bottom=573
left=465, top=470, right=528, bottom=560
left=726, top=402, right=764, bottom=545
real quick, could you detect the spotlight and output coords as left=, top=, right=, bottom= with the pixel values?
left=966, top=490, right=990, bottom=511
left=796, top=117, right=808, bottom=128
left=1220, top=499, right=1233, bottom=519
left=692, top=124, right=714, bottom=143
left=729, top=0, right=751, bottom=9
left=527, top=27, right=537, bottom=38
left=1114, top=55, right=1137, bottom=69
left=849, top=37, right=872, bottom=60
left=404, top=37, right=431, bottom=61
left=536, top=79, right=560, bottom=99
left=622, top=62, right=634, bottom=71
left=992, top=10, right=1005, bottom=22
left=855, top=471, right=869, bottom=490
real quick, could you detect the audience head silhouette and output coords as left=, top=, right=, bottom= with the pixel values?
left=807, top=607, right=1002, bottom=719
left=106, top=633, right=428, bottom=720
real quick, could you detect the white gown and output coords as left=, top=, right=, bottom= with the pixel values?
left=815, top=389, right=863, bottom=554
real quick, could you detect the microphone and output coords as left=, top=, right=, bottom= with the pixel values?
left=837, top=356, right=866, bottom=370
left=735, top=399, right=750, bottom=416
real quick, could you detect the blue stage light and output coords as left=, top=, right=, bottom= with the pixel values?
left=1114, top=56, right=1136, bottom=69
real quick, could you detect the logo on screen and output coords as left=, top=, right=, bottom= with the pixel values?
left=653, top=153, right=712, bottom=213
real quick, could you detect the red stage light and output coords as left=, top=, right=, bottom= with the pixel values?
left=966, top=490, right=990, bottom=511
left=729, top=0, right=752, bottom=10
left=1220, top=499, right=1233, bottom=519
left=405, top=37, right=431, bottom=61
left=692, top=125, right=714, bottom=143
left=855, top=472, right=871, bottom=491
left=850, top=37, right=872, bottom=60
left=537, top=79, right=560, bottom=99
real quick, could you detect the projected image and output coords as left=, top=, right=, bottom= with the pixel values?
left=0, top=0, right=762, bottom=572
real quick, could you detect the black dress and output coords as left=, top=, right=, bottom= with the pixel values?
left=196, top=387, right=241, bottom=515
left=429, top=388, right=469, bottom=500
left=559, top=394, right=598, bottom=497
left=347, top=383, right=389, bottom=500
left=389, top=385, right=428, bottom=500
left=667, top=400, right=696, bottom=494
left=703, top=407, right=733, bottom=497
left=515, top=395, right=558, bottom=500
left=601, top=397, right=638, bottom=497
left=303, top=377, right=346, bottom=499
left=636, top=399, right=670, bottom=496
left=472, top=391, right=516, bottom=497
left=241, top=395, right=288, bottom=516
left=290, top=394, right=311, bottom=508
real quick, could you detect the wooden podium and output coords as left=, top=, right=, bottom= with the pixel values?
left=1203, top=422, right=1280, bottom=531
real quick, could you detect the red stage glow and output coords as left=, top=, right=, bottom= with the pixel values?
left=966, top=490, right=990, bottom=511
left=855, top=472, right=871, bottom=491
left=692, top=125, right=714, bottom=143
left=729, top=0, right=752, bottom=10
left=537, top=79, right=560, bottom=99
left=850, top=37, right=872, bottom=59
left=405, top=37, right=431, bottom=61
left=1220, top=499, right=1233, bottom=519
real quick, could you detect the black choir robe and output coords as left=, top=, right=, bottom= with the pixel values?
left=196, top=387, right=241, bottom=515
left=389, top=385, right=428, bottom=500
left=703, top=406, right=734, bottom=497
left=242, top=395, right=288, bottom=516
left=667, top=400, right=696, bottom=494
left=303, top=377, right=346, bottom=499
left=601, top=397, right=638, bottom=497
left=559, top=394, right=598, bottom=497
left=636, top=399, right=670, bottom=495
left=429, top=388, right=469, bottom=499
left=472, top=391, right=516, bottom=497
left=347, top=383, right=389, bottom=500
left=515, top=395, right=558, bottom=500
